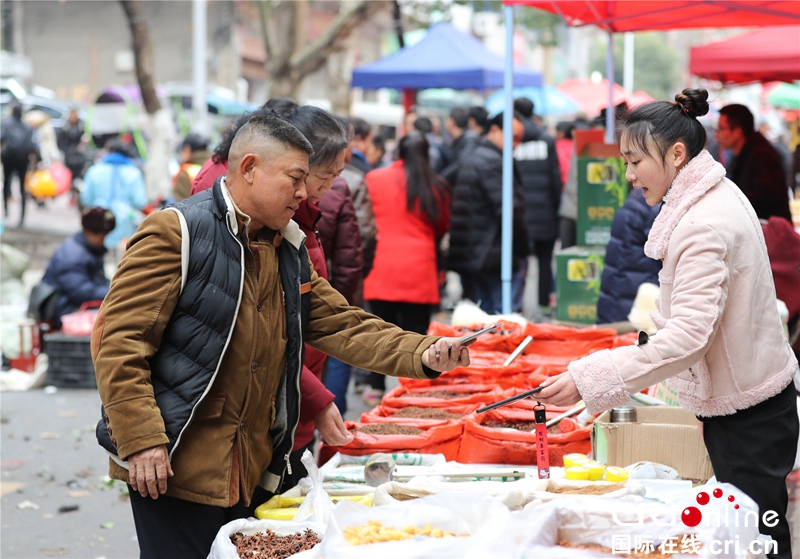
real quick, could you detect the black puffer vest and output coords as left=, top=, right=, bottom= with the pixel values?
left=96, top=178, right=311, bottom=491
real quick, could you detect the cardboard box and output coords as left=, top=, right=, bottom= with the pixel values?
left=555, top=245, right=605, bottom=324
left=592, top=406, right=714, bottom=481
left=574, top=130, right=628, bottom=246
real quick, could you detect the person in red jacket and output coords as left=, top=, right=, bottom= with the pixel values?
left=317, top=176, right=364, bottom=415
left=189, top=103, right=353, bottom=488
left=361, top=131, right=451, bottom=404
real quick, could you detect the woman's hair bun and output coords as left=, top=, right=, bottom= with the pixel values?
left=675, top=88, right=709, bottom=119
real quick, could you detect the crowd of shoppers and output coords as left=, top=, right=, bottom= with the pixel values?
left=5, top=81, right=797, bottom=559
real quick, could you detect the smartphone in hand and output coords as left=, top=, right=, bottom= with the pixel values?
left=457, top=322, right=502, bottom=347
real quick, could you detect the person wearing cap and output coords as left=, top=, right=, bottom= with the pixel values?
left=40, top=207, right=115, bottom=328
left=173, top=134, right=212, bottom=202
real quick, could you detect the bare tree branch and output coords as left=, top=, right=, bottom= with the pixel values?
left=289, top=1, right=387, bottom=81
left=119, top=0, right=161, bottom=114
left=257, top=0, right=273, bottom=62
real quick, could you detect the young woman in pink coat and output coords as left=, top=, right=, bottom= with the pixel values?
left=361, top=131, right=451, bottom=403
left=539, top=89, right=798, bottom=559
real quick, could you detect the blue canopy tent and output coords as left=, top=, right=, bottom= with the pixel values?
left=351, top=22, right=542, bottom=90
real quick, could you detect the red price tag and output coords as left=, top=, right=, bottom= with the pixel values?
left=534, top=405, right=550, bottom=479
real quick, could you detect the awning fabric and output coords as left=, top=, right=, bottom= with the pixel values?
left=690, top=26, right=800, bottom=84
left=351, top=22, right=542, bottom=90
left=501, top=1, right=800, bottom=32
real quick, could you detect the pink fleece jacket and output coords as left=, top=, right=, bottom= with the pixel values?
left=569, top=150, right=798, bottom=417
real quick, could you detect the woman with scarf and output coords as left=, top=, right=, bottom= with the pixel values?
left=537, top=88, right=798, bottom=559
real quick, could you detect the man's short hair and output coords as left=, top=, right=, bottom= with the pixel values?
left=468, top=106, right=489, bottom=133
left=449, top=107, right=469, bottom=130
left=413, top=116, right=433, bottom=134
left=11, top=104, right=22, bottom=119
left=489, top=111, right=523, bottom=130
left=229, top=114, right=313, bottom=168
left=514, top=98, right=534, bottom=119
left=348, top=117, right=372, bottom=140
left=262, top=96, right=298, bottom=115
left=720, top=104, right=755, bottom=136
left=181, top=133, right=209, bottom=153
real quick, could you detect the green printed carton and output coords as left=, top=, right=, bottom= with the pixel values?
left=555, top=245, right=606, bottom=325
left=574, top=130, right=628, bottom=246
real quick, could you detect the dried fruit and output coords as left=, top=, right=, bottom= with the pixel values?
left=343, top=520, right=467, bottom=545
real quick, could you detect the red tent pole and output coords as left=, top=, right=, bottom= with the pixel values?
left=402, top=88, right=417, bottom=115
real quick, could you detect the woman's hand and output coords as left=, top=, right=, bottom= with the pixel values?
left=422, top=338, right=470, bottom=372
left=536, top=372, right=582, bottom=408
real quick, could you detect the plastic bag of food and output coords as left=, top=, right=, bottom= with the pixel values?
left=457, top=405, right=592, bottom=466
left=318, top=420, right=463, bottom=465
left=381, top=384, right=503, bottom=411
left=320, top=492, right=528, bottom=558
left=295, top=450, right=333, bottom=524
left=360, top=404, right=473, bottom=427
left=208, top=518, right=325, bottom=559
left=518, top=483, right=763, bottom=559
left=373, top=475, right=550, bottom=509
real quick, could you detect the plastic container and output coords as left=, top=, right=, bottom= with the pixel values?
left=60, top=301, right=102, bottom=337
left=610, top=406, right=637, bottom=423
left=586, top=462, right=606, bottom=481
left=43, top=333, right=95, bottom=388
left=8, top=320, right=40, bottom=373
left=605, top=466, right=630, bottom=482
left=565, top=466, right=589, bottom=480
left=562, top=453, right=588, bottom=468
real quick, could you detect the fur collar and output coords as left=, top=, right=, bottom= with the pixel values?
left=644, top=150, right=726, bottom=260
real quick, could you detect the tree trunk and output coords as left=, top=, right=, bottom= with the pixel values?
left=119, top=0, right=174, bottom=202
left=261, top=0, right=388, bottom=101
left=119, top=0, right=161, bottom=114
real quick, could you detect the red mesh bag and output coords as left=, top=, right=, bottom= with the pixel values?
left=318, top=420, right=463, bottom=464
left=457, top=405, right=592, bottom=466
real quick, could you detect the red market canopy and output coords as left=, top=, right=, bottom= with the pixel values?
left=502, top=1, right=800, bottom=32
left=557, top=78, right=653, bottom=116
left=689, top=26, right=800, bottom=84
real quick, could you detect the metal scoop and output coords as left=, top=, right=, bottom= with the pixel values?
left=363, top=453, right=526, bottom=487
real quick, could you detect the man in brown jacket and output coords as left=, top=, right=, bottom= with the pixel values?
left=92, top=114, right=469, bottom=558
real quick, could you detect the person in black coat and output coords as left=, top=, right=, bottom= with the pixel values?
left=41, top=207, right=115, bottom=328
left=1, top=105, right=38, bottom=225
left=512, top=98, right=562, bottom=315
left=441, top=107, right=480, bottom=186
left=448, top=112, right=528, bottom=314
left=596, top=188, right=661, bottom=324
left=716, top=104, right=792, bottom=223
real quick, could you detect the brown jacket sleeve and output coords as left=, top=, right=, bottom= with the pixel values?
left=304, top=271, right=440, bottom=379
left=92, top=210, right=184, bottom=460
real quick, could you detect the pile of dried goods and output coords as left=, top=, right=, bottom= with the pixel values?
left=484, top=420, right=562, bottom=434
left=230, top=529, right=320, bottom=558
left=550, top=484, right=624, bottom=495
left=351, top=424, right=423, bottom=435
left=392, top=407, right=463, bottom=419
left=344, top=520, right=468, bottom=545
left=400, top=390, right=464, bottom=399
